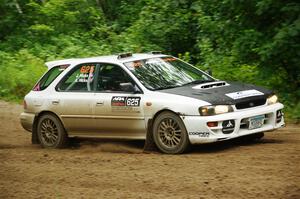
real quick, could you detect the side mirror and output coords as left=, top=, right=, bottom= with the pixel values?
left=120, top=82, right=140, bottom=93
left=206, top=67, right=212, bottom=76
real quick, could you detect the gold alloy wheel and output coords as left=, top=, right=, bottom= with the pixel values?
left=157, top=118, right=182, bottom=148
left=40, top=118, right=59, bottom=146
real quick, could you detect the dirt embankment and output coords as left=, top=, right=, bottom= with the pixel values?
left=0, top=100, right=299, bottom=199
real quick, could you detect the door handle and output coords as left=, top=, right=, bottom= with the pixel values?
left=52, top=100, right=60, bottom=105
left=96, top=101, right=104, bottom=106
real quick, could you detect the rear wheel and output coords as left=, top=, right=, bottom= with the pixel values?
left=37, top=114, right=68, bottom=148
left=153, top=111, right=190, bottom=154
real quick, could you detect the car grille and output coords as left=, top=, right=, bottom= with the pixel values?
left=235, top=98, right=266, bottom=109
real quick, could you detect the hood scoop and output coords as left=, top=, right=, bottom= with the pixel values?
left=192, top=81, right=229, bottom=90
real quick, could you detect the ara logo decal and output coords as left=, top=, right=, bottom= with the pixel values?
left=111, top=96, right=141, bottom=107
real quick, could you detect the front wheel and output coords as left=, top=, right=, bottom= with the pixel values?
left=37, top=114, right=68, bottom=148
left=153, top=111, right=190, bottom=154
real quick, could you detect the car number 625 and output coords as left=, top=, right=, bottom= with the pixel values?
left=126, top=98, right=140, bottom=106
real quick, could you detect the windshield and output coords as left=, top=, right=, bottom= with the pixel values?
left=124, top=57, right=214, bottom=90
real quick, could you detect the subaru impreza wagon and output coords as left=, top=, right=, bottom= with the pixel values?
left=20, top=52, right=285, bottom=154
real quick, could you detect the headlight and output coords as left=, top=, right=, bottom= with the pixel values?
left=267, top=95, right=278, bottom=105
left=199, top=105, right=233, bottom=116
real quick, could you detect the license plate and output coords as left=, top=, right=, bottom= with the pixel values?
left=248, top=115, right=265, bottom=130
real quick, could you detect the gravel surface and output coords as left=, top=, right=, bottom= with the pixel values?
left=0, top=100, right=299, bottom=199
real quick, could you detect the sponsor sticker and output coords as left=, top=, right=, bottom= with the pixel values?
left=189, top=132, right=210, bottom=137
left=75, top=73, right=94, bottom=82
left=111, top=96, right=141, bottom=107
left=133, top=61, right=142, bottom=68
left=162, top=57, right=177, bottom=62
left=124, top=61, right=143, bottom=70
left=225, top=89, right=264, bottom=100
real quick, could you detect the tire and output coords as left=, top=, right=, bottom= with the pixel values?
left=152, top=111, right=190, bottom=154
left=37, top=114, right=68, bottom=148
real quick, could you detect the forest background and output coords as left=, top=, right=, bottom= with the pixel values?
left=0, top=0, right=299, bottom=122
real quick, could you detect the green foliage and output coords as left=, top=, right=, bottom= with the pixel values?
left=194, top=0, right=300, bottom=122
left=0, top=0, right=299, bottom=122
left=0, top=50, right=44, bottom=100
left=121, top=0, right=197, bottom=54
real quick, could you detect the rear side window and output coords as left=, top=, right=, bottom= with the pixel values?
left=56, top=63, right=97, bottom=92
left=33, top=65, right=67, bottom=91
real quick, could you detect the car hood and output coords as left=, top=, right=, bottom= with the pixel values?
left=158, top=81, right=273, bottom=105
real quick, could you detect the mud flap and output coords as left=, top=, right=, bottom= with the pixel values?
left=31, top=120, right=40, bottom=144
left=32, top=131, right=39, bottom=144
left=143, top=119, right=159, bottom=153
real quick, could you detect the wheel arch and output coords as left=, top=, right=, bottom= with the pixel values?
left=150, top=109, right=183, bottom=128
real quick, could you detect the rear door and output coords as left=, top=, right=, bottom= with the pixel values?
left=53, top=63, right=98, bottom=135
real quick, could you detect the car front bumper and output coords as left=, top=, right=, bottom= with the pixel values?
left=20, top=112, right=35, bottom=132
left=182, top=103, right=285, bottom=144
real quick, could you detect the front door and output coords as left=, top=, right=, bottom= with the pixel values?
left=93, top=63, right=146, bottom=139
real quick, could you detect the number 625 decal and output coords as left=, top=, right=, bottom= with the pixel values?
left=111, top=96, right=141, bottom=107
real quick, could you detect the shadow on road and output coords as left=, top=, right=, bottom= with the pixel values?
left=68, top=136, right=284, bottom=154
left=70, top=138, right=145, bottom=154
left=190, top=138, right=284, bottom=154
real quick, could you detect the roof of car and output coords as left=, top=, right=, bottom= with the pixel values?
left=45, top=53, right=169, bottom=69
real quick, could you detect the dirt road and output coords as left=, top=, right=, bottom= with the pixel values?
left=0, top=100, right=299, bottom=199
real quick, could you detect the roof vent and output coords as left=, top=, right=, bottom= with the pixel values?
left=201, top=81, right=226, bottom=89
left=149, top=51, right=162, bottom=55
left=117, top=52, right=132, bottom=59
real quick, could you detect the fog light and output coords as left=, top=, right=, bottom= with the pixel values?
left=207, top=121, right=218, bottom=127
left=276, top=110, right=283, bottom=123
left=222, top=120, right=235, bottom=134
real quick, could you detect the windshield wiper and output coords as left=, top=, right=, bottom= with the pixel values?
left=182, top=79, right=214, bottom=86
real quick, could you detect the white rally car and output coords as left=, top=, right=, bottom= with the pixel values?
left=20, top=52, right=285, bottom=154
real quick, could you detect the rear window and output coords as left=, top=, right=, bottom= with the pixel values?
left=33, top=65, right=68, bottom=91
